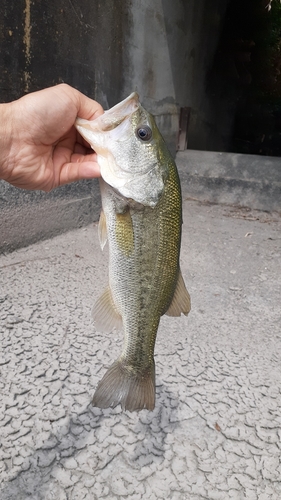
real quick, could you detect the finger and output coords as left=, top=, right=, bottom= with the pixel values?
left=58, top=155, right=101, bottom=186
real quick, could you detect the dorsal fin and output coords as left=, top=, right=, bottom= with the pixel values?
left=165, top=269, right=191, bottom=317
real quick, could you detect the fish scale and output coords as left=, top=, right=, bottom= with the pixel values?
left=75, top=92, right=191, bottom=411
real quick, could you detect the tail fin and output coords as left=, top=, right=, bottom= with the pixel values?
left=92, top=360, right=155, bottom=412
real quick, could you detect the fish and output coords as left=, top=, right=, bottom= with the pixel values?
left=75, top=92, right=191, bottom=412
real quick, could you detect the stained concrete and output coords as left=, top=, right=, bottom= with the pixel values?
left=0, top=0, right=131, bottom=106
left=1, top=0, right=232, bottom=154
left=1, top=198, right=281, bottom=499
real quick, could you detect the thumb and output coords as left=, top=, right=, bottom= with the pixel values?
left=57, top=84, right=104, bottom=120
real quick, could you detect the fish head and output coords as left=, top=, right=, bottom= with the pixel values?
left=75, top=92, right=169, bottom=207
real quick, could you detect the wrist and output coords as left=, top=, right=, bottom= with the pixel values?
left=0, top=102, right=15, bottom=182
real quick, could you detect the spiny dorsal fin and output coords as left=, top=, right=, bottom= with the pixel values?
left=92, top=286, right=123, bottom=333
left=98, top=209, right=107, bottom=250
left=165, top=269, right=191, bottom=317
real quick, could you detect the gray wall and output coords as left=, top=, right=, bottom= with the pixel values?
left=0, top=0, right=234, bottom=253
left=0, top=0, right=132, bottom=253
left=0, top=0, right=131, bottom=106
left=0, top=180, right=101, bottom=254
left=0, top=0, right=231, bottom=148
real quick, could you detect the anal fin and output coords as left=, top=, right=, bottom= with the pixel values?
left=92, top=286, right=122, bottom=333
left=165, top=269, right=191, bottom=317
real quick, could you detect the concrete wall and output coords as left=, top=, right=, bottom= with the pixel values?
left=0, top=180, right=101, bottom=254
left=0, top=0, right=131, bottom=106
left=0, top=0, right=242, bottom=253
left=0, top=0, right=231, bottom=147
left=0, top=0, right=131, bottom=253
left=177, top=150, right=281, bottom=213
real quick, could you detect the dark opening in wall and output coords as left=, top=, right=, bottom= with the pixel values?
left=209, top=0, right=281, bottom=156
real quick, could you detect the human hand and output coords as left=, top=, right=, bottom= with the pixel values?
left=0, top=84, right=103, bottom=191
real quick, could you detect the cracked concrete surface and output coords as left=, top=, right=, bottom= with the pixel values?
left=1, top=199, right=281, bottom=500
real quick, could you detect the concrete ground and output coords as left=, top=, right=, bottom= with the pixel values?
left=1, top=198, right=281, bottom=500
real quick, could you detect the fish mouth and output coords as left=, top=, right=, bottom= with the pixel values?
left=76, top=92, right=140, bottom=133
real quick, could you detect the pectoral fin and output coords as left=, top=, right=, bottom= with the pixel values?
left=92, top=286, right=123, bottom=333
left=98, top=209, right=107, bottom=250
left=165, top=269, right=191, bottom=317
left=115, top=208, right=134, bottom=257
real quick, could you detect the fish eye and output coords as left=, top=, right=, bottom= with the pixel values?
left=136, top=125, right=152, bottom=142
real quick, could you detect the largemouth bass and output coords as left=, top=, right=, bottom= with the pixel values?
left=75, top=93, right=190, bottom=411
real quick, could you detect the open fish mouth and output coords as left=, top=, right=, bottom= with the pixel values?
left=76, top=92, right=140, bottom=134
